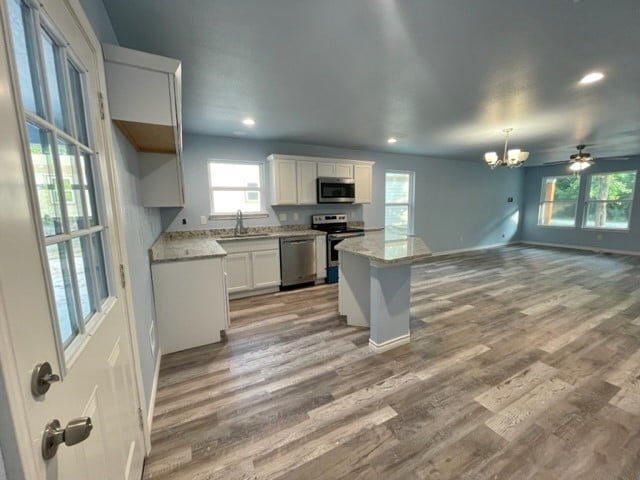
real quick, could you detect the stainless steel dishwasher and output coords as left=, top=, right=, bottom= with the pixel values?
left=280, top=236, right=316, bottom=287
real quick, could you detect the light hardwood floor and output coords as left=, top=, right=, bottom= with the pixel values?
left=143, top=245, right=640, bottom=479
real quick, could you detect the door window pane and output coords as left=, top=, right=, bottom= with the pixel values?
left=7, top=0, right=44, bottom=115
left=28, top=123, right=63, bottom=236
left=68, top=61, right=88, bottom=145
left=80, top=153, right=99, bottom=226
left=46, top=242, right=78, bottom=346
left=58, top=140, right=85, bottom=231
left=41, top=30, right=70, bottom=132
left=91, top=233, right=109, bottom=302
left=72, top=236, right=96, bottom=321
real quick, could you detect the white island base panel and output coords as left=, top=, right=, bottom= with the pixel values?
left=339, top=251, right=411, bottom=351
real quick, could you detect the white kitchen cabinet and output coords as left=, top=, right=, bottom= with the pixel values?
left=152, top=256, right=228, bottom=354
left=317, top=162, right=353, bottom=178
left=138, top=153, right=184, bottom=207
left=315, top=234, right=327, bottom=281
left=220, top=237, right=281, bottom=297
left=354, top=164, right=373, bottom=204
left=225, top=253, right=252, bottom=293
left=270, top=158, right=297, bottom=205
left=296, top=160, right=317, bottom=205
left=252, top=250, right=281, bottom=288
left=103, top=43, right=182, bottom=154
left=269, top=154, right=374, bottom=206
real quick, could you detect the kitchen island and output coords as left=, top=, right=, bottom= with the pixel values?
left=336, top=231, right=432, bottom=351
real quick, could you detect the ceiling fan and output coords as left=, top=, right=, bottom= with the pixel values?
left=543, top=144, right=629, bottom=172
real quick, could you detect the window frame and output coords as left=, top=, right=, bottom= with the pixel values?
left=207, top=159, right=268, bottom=218
left=581, top=170, right=637, bottom=232
left=384, top=170, right=415, bottom=237
left=537, top=175, right=580, bottom=228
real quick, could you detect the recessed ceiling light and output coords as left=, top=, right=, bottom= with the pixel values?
left=242, top=117, right=255, bottom=126
left=387, top=137, right=398, bottom=144
left=579, top=72, right=604, bottom=85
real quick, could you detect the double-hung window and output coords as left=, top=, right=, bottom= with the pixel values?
left=385, top=170, right=415, bottom=237
left=583, top=171, right=636, bottom=230
left=208, top=160, right=266, bottom=216
left=538, top=175, right=580, bottom=227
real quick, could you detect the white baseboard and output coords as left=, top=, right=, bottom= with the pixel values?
left=369, top=333, right=410, bottom=352
left=429, top=241, right=514, bottom=258
left=521, top=241, right=640, bottom=257
left=146, top=347, right=162, bottom=447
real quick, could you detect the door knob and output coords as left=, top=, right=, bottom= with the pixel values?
left=31, top=362, right=60, bottom=397
left=42, top=417, right=93, bottom=460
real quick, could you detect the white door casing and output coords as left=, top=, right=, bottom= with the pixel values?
left=0, top=0, right=145, bottom=478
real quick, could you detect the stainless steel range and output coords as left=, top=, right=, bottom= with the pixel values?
left=311, top=214, right=364, bottom=283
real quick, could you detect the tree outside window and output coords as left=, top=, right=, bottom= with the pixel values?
left=584, top=171, right=636, bottom=229
left=538, top=175, right=580, bottom=227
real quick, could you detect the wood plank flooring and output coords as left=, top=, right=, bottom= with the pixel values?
left=143, top=245, right=640, bottom=479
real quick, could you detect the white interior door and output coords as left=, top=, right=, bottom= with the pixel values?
left=0, top=0, right=144, bottom=478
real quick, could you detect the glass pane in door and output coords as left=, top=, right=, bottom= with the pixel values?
left=41, top=29, right=70, bottom=133
left=7, top=0, right=45, bottom=115
left=46, top=242, right=78, bottom=346
left=91, top=232, right=109, bottom=302
left=72, top=236, right=97, bottom=321
left=68, top=61, right=88, bottom=145
left=79, top=153, right=99, bottom=226
left=57, top=140, right=85, bottom=231
left=27, top=122, right=63, bottom=237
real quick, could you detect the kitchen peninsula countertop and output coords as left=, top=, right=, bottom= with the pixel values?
left=150, top=227, right=325, bottom=263
left=335, top=231, right=432, bottom=266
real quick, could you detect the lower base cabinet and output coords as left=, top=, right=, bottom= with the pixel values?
left=219, top=238, right=281, bottom=297
left=152, top=256, right=229, bottom=354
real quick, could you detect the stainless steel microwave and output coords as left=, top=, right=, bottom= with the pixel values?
left=317, top=177, right=355, bottom=203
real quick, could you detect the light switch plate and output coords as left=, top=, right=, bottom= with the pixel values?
left=293, top=212, right=299, bottom=221
left=200, top=216, right=207, bottom=225
left=279, top=213, right=287, bottom=221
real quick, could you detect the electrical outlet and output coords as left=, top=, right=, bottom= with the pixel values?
left=200, top=216, right=207, bottom=225
left=149, top=322, right=156, bottom=356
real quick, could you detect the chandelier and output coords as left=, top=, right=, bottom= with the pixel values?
left=484, top=128, right=529, bottom=169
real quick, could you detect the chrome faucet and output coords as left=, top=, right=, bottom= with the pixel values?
left=234, top=209, right=248, bottom=236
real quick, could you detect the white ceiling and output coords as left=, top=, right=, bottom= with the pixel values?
left=102, top=0, right=640, bottom=166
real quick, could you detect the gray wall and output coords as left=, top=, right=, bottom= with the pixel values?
left=111, top=129, right=163, bottom=408
left=80, top=0, right=161, bottom=409
left=165, top=134, right=524, bottom=253
left=0, top=447, right=6, bottom=480
left=521, top=158, right=640, bottom=253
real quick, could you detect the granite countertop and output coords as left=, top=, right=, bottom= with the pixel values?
left=150, top=227, right=327, bottom=263
left=335, top=231, right=432, bottom=265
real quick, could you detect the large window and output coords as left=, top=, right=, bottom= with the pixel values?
left=583, top=171, right=636, bottom=230
left=385, top=171, right=414, bottom=237
left=8, top=0, right=110, bottom=350
left=538, top=175, right=580, bottom=227
left=208, top=160, right=265, bottom=216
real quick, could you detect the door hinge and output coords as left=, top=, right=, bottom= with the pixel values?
left=137, top=407, right=144, bottom=431
left=98, top=91, right=105, bottom=120
left=119, top=264, right=126, bottom=288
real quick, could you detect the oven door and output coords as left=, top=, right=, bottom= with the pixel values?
left=327, top=232, right=362, bottom=266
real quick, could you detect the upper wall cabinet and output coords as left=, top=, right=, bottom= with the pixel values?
left=268, top=154, right=373, bottom=205
left=102, top=44, right=182, bottom=154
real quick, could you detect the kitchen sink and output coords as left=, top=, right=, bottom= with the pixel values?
left=217, top=233, right=272, bottom=240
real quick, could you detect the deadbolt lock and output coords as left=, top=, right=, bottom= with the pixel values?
left=31, top=362, right=60, bottom=397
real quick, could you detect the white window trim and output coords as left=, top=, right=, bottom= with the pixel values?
left=581, top=170, right=637, bottom=231
left=207, top=159, right=269, bottom=218
left=537, top=175, right=579, bottom=228
left=384, top=170, right=415, bottom=235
